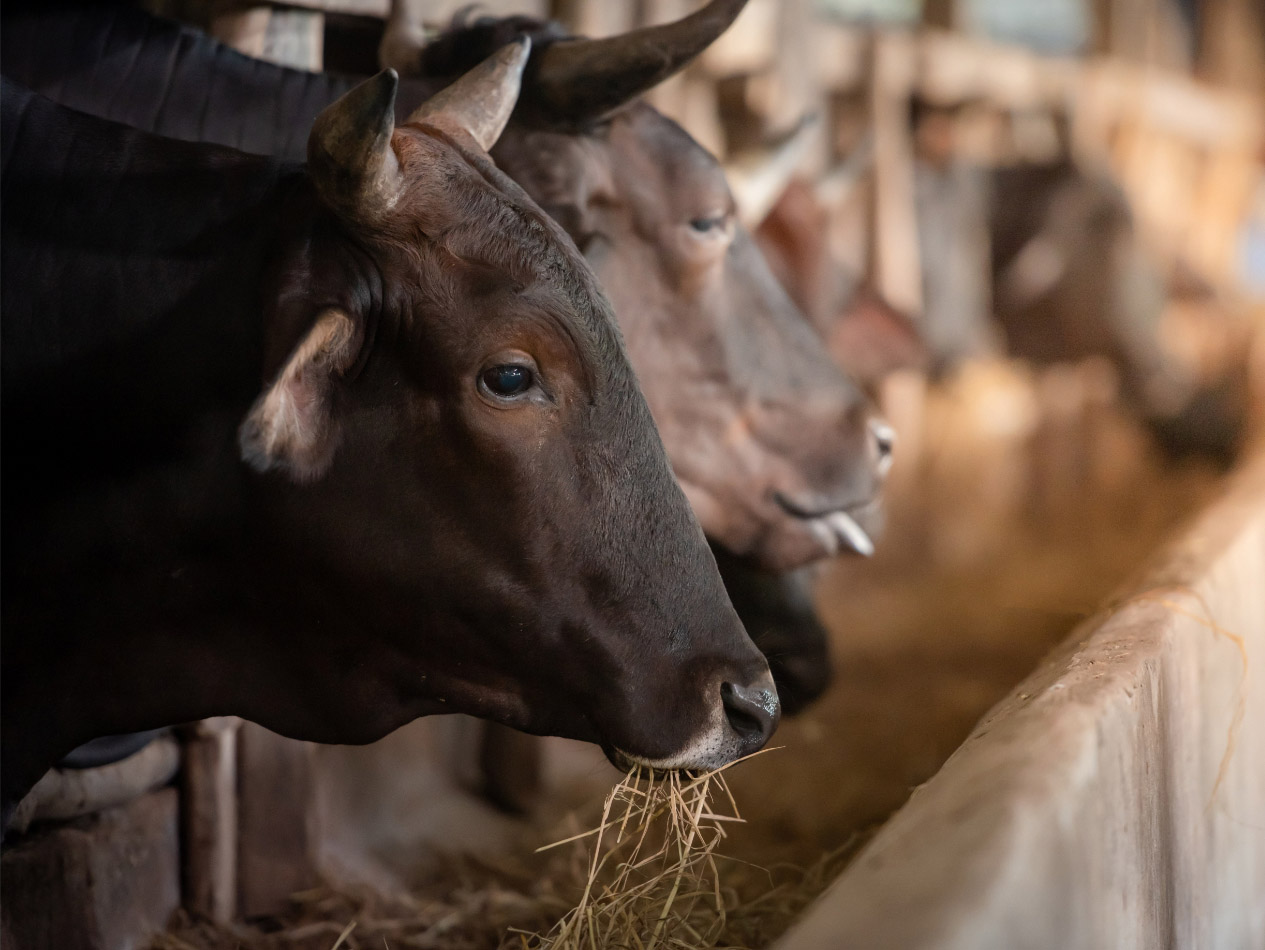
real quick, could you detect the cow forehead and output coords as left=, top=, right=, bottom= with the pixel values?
left=385, top=129, right=574, bottom=289
left=606, top=106, right=731, bottom=213
left=382, top=125, right=625, bottom=380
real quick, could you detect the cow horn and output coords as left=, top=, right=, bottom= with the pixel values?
left=407, top=38, right=531, bottom=151
left=726, top=114, right=819, bottom=228
left=532, top=0, right=750, bottom=124
left=307, top=69, right=403, bottom=222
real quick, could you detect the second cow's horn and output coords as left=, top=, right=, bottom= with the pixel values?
left=407, top=38, right=531, bottom=151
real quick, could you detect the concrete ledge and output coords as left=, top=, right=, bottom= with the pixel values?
left=777, top=451, right=1265, bottom=950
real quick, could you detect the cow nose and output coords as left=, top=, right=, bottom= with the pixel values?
left=720, top=677, right=780, bottom=753
left=869, top=416, right=896, bottom=477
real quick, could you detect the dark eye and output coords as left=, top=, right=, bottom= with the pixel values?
left=689, top=216, right=725, bottom=234
left=480, top=364, right=534, bottom=399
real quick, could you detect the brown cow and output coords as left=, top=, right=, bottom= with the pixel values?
left=393, top=0, right=893, bottom=570
left=1, top=1, right=895, bottom=708
left=0, top=48, right=776, bottom=819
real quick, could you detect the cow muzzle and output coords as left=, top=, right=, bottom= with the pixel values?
left=773, top=493, right=882, bottom=559
left=768, top=413, right=894, bottom=561
left=611, top=669, right=780, bottom=772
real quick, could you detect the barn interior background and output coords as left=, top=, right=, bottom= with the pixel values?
left=3, top=0, right=1264, bottom=947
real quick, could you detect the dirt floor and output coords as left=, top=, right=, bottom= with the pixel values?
left=155, top=361, right=1230, bottom=950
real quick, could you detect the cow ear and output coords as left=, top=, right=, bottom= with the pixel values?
left=239, top=310, right=363, bottom=482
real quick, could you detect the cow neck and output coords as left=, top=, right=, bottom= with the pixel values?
left=0, top=87, right=321, bottom=807
left=1, top=83, right=299, bottom=531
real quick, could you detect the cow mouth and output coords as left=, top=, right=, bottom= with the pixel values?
left=605, top=747, right=684, bottom=776
left=774, top=494, right=877, bottom=558
left=604, top=743, right=738, bottom=776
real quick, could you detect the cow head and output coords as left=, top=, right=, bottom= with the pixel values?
left=403, top=0, right=892, bottom=573
left=241, top=46, right=777, bottom=771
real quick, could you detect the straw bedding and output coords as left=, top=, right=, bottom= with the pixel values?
left=153, top=759, right=861, bottom=950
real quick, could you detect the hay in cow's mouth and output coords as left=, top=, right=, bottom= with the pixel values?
left=523, top=761, right=748, bottom=949
left=516, top=751, right=863, bottom=950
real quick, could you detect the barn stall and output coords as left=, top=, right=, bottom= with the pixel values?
left=2, top=0, right=1263, bottom=948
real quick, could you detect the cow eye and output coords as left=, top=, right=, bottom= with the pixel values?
left=480, top=364, right=534, bottom=399
left=689, top=215, right=726, bottom=234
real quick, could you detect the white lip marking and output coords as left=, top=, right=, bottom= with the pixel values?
left=808, top=517, right=841, bottom=557
left=617, top=701, right=740, bottom=772
left=825, top=510, right=875, bottom=557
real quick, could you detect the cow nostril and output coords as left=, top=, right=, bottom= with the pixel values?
left=869, top=417, right=896, bottom=459
left=720, top=681, right=779, bottom=747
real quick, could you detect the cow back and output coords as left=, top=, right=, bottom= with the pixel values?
left=1, top=1, right=357, bottom=161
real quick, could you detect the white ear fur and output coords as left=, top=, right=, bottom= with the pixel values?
left=239, top=310, right=361, bottom=481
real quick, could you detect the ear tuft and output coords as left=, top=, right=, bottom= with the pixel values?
left=239, top=310, right=361, bottom=482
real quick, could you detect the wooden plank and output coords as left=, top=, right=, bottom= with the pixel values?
left=210, top=7, right=324, bottom=71
left=208, top=7, right=272, bottom=59
left=271, top=0, right=388, bottom=15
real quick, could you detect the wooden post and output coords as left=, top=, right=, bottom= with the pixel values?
left=236, top=724, right=321, bottom=919
left=1196, top=0, right=1265, bottom=96
left=551, top=0, right=635, bottom=37
left=868, top=32, right=923, bottom=317
left=181, top=718, right=241, bottom=923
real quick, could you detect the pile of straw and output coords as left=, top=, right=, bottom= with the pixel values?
left=154, top=755, right=858, bottom=950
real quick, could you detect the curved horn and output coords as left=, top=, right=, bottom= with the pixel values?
left=726, top=114, right=819, bottom=228
left=307, top=69, right=403, bottom=222
left=532, top=0, right=750, bottom=123
left=407, top=38, right=531, bottom=151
